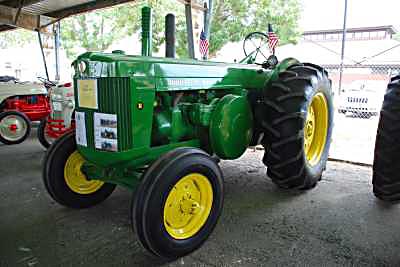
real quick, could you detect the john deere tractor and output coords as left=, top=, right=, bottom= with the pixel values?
left=42, top=7, right=333, bottom=259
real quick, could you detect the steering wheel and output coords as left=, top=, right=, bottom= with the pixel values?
left=243, top=32, right=272, bottom=64
left=37, top=77, right=56, bottom=87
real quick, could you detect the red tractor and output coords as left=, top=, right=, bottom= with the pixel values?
left=0, top=76, right=74, bottom=147
left=0, top=76, right=50, bottom=145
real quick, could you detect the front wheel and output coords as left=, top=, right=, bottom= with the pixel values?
left=0, top=111, right=31, bottom=145
left=37, top=118, right=52, bottom=148
left=42, top=132, right=116, bottom=208
left=132, top=147, right=223, bottom=260
left=256, top=63, right=334, bottom=189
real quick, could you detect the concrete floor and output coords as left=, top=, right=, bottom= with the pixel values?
left=1, top=131, right=400, bottom=267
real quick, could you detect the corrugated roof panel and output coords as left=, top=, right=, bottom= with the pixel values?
left=22, top=0, right=94, bottom=16
left=0, top=0, right=139, bottom=32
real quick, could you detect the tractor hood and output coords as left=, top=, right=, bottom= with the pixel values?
left=75, top=52, right=299, bottom=92
left=0, top=82, right=47, bottom=104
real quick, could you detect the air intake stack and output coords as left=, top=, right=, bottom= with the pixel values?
left=141, top=6, right=153, bottom=56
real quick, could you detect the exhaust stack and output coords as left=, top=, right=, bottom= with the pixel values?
left=165, top=14, right=176, bottom=58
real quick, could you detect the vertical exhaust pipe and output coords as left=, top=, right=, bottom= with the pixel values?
left=165, top=14, right=176, bottom=58
left=141, top=7, right=152, bottom=57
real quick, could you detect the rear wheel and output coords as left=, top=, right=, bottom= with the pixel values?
left=42, top=132, right=116, bottom=208
left=373, top=75, right=400, bottom=201
left=132, top=147, right=223, bottom=260
left=0, top=111, right=31, bottom=145
left=256, top=63, right=334, bottom=189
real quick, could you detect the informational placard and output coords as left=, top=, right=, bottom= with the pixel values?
left=75, top=111, right=87, bottom=147
left=78, top=79, right=98, bottom=109
left=94, top=112, right=118, bottom=152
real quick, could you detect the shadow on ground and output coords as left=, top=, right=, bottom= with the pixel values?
left=1, top=130, right=400, bottom=266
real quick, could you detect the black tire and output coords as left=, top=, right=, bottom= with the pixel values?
left=0, top=111, right=31, bottom=145
left=256, top=63, right=334, bottom=189
left=132, top=147, right=223, bottom=260
left=373, top=75, right=400, bottom=201
left=42, top=132, right=116, bottom=208
left=37, top=118, right=51, bottom=148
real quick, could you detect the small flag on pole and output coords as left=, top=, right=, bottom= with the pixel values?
left=199, top=29, right=209, bottom=59
left=268, top=24, right=279, bottom=54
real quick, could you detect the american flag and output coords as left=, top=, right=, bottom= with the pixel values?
left=268, top=24, right=279, bottom=53
left=199, top=29, right=209, bottom=58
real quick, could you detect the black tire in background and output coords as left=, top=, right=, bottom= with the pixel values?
left=0, top=110, right=31, bottom=145
left=37, top=118, right=51, bottom=148
left=255, top=63, right=334, bottom=189
left=373, top=75, right=400, bottom=201
left=42, top=132, right=116, bottom=208
left=132, top=147, right=223, bottom=260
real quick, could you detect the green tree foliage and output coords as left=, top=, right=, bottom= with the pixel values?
left=61, top=7, right=129, bottom=58
left=114, top=0, right=301, bottom=58
left=60, top=0, right=187, bottom=58
left=0, top=29, right=35, bottom=49
left=0, top=0, right=301, bottom=59
left=113, top=0, right=186, bottom=55
left=209, top=0, right=301, bottom=56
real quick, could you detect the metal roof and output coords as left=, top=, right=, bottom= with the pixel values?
left=0, top=0, right=137, bottom=32
left=303, top=26, right=398, bottom=36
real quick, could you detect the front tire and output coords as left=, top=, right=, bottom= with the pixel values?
left=132, top=147, right=223, bottom=260
left=256, top=63, right=334, bottom=189
left=42, top=132, right=116, bottom=208
left=373, top=75, right=400, bottom=201
left=0, top=111, right=31, bottom=145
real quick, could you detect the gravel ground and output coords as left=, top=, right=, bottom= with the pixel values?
left=1, top=130, right=400, bottom=267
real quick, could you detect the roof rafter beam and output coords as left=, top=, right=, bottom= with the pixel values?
left=0, top=24, right=16, bottom=32
left=46, top=0, right=137, bottom=19
left=0, top=4, right=55, bottom=31
left=0, top=0, right=41, bottom=8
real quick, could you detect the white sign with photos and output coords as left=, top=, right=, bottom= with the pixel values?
left=75, top=111, right=87, bottom=147
left=94, top=112, right=118, bottom=152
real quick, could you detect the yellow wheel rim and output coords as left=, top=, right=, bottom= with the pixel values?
left=163, top=173, right=213, bottom=240
left=304, top=93, right=329, bottom=166
left=64, top=151, right=104, bottom=194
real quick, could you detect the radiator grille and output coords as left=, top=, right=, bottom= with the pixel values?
left=98, top=77, right=133, bottom=151
left=80, top=77, right=133, bottom=151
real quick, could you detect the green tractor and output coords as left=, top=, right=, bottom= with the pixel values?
left=42, top=7, right=334, bottom=259
left=373, top=75, right=400, bottom=201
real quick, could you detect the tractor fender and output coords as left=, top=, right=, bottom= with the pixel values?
left=270, top=57, right=301, bottom=81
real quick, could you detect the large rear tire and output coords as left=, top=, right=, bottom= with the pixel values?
left=0, top=111, right=31, bottom=145
left=373, top=75, right=400, bottom=201
left=256, top=63, right=334, bottom=189
left=42, top=132, right=116, bottom=208
left=132, top=147, right=223, bottom=260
